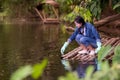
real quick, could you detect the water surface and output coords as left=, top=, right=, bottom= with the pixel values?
left=0, top=23, right=72, bottom=80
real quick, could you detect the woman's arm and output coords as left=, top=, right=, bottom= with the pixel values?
left=68, top=27, right=79, bottom=43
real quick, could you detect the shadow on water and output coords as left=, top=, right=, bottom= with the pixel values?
left=0, top=23, right=70, bottom=80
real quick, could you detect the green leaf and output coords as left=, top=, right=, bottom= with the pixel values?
left=58, top=73, right=79, bottom=80
left=93, top=7, right=98, bottom=17
left=98, top=45, right=112, bottom=62
left=32, top=59, right=48, bottom=79
left=10, top=65, right=32, bottom=80
left=90, top=2, right=96, bottom=11
left=114, top=46, right=120, bottom=54
left=61, top=25, right=67, bottom=34
left=112, top=46, right=120, bottom=63
left=113, top=2, right=120, bottom=10
left=101, top=62, right=110, bottom=71
left=84, top=66, right=94, bottom=80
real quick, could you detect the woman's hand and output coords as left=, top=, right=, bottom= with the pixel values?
left=61, top=42, right=69, bottom=54
left=95, top=41, right=102, bottom=53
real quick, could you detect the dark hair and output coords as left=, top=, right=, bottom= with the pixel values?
left=74, top=16, right=85, bottom=26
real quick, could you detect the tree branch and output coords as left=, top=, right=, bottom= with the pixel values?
left=94, top=13, right=120, bottom=27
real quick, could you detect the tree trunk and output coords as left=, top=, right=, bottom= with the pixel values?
left=66, top=13, right=120, bottom=31
left=109, top=0, right=112, bottom=9
left=94, top=13, right=120, bottom=27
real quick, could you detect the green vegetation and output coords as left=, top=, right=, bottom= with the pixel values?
left=57, top=0, right=120, bottom=22
left=0, top=0, right=120, bottom=21
left=0, top=0, right=120, bottom=79
left=112, top=46, right=120, bottom=64
left=59, top=62, right=120, bottom=80
left=10, top=46, right=120, bottom=80
left=0, top=0, right=43, bottom=18
left=58, top=46, right=120, bottom=80
left=57, top=0, right=93, bottom=22
left=98, top=45, right=112, bottom=62
left=10, top=59, right=48, bottom=80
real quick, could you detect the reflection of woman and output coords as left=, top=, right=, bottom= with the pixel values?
left=61, top=16, right=102, bottom=78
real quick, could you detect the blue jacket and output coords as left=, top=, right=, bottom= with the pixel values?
left=68, top=22, right=101, bottom=43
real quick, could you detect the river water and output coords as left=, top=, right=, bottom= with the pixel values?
left=0, top=22, right=78, bottom=80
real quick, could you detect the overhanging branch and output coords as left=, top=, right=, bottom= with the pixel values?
left=94, top=13, right=120, bottom=27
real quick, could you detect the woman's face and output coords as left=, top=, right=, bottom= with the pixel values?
left=74, top=21, right=82, bottom=28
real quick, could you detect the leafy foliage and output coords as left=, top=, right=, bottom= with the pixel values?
left=58, top=46, right=120, bottom=80
left=112, top=0, right=120, bottom=12
left=0, top=0, right=44, bottom=17
left=58, top=72, right=79, bottom=80
left=98, top=45, right=112, bottom=62
left=112, top=46, right=120, bottom=64
left=87, top=0, right=101, bottom=20
left=56, top=0, right=102, bottom=22
left=113, top=1, right=120, bottom=10
left=63, top=6, right=92, bottom=22
left=10, top=59, right=48, bottom=80
left=1, top=0, right=120, bottom=19
left=10, top=65, right=32, bottom=80
left=59, top=0, right=92, bottom=22
left=10, top=46, right=120, bottom=80
left=32, top=59, right=48, bottom=79
left=58, top=0, right=120, bottom=22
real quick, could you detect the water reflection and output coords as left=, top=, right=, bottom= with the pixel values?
left=0, top=23, right=66, bottom=80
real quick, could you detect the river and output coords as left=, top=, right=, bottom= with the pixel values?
left=0, top=22, right=77, bottom=80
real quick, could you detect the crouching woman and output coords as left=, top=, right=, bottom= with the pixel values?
left=61, top=16, right=102, bottom=78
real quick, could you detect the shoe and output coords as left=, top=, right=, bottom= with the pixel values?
left=89, top=50, right=95, bottom=55
left=78, top=50, right=88, bottom=54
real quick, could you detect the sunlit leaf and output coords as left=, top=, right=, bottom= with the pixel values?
left=10, top=65, right=32, bottom=80
left=31, top=59, right=48, bottom=79
left=84, top=66, right=94, bottom=80
left=114, top=46, right=120, bottom=54
left=58, top=73, right=79, bottom=80
left=113, top=2, right=120, bottom=9
left=101, top=62, right=110, bottom=71
left=98, top=45, right=112, bottom=62
left=61, top=25, right=67, bottom=34
left=113, top=46, right=120, bottom=63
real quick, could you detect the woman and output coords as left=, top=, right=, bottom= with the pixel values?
left=61, top=16, right=102, bottom=78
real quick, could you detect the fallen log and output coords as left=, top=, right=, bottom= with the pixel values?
left=65, top=13, right=120, bottom=32
left=94, top=13, right=120, bottom=27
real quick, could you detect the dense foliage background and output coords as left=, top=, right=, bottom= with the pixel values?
left=0, top=0, right=119, bottom=21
